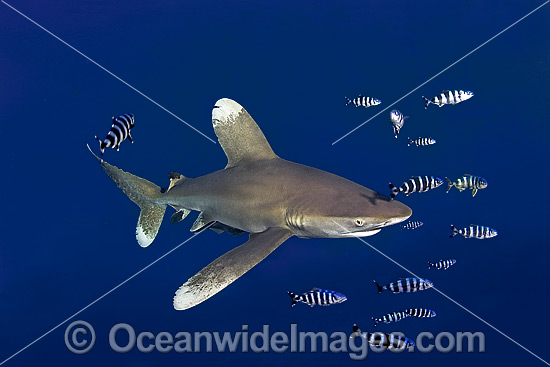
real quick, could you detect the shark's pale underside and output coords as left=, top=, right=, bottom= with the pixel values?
left=89, top=98, right=412, bottom=310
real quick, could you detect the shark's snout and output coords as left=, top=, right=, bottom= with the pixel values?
left=382, top=200, right=412, bottom=226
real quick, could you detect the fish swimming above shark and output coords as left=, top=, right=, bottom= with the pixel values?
left=88, top=98, right=412, bottom=310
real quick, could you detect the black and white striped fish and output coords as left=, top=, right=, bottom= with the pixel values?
left=404, top=308, right=437, bottom=318
left=351, top=325, right=415, bottom=350
left=422, top=90, right=474, bottom=109
left=389, top=176, right=444, bottom=199
left=389, top=109, right=408, bottom=138
left=408, top=137, right=436, bottom=147
left=372, top=311, right=410, bottom=327
left=428, top=259, right=456, bottom=270
left=446, top=174, right=487, bottom=197
left=374, top=278, right=434, bottom=294
left=287, top=288, right=347, bottom=307
left=450, top=225, right=498, bottom=239
left=345, top=95, right=381, bottom=108
left=401, top=221, right=423, bottom=230
left=95, top=114, right=135, bottom=155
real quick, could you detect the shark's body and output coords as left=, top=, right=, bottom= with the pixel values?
left=89, top=98, right=412, bottom=310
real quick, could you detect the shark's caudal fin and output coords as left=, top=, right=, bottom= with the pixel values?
left=345, top=97, right=352, bottom=106
left=372, top=317, right=379, bottom=327
left=87, top=144, right=166, bottom=247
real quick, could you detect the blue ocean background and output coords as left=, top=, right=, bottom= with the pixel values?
left=1, top=1, right=549, bottom=365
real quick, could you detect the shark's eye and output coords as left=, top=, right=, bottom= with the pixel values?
left=355, top=219, right=364, bottom=227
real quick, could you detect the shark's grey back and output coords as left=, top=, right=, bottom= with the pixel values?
left=212, top=98, right=278, bottom=168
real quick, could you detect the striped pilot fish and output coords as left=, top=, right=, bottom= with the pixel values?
left=450, top=225, right=497, bottom=239
left=345, top=95, right=382, bottom=108
left=287, top=288, right=347, bottom=307
left=401, top=221, right=423, bottom=230
left=351, top=325, right=415, bottom=350
left=422, top=90, right=474, bottom=109
left=389, top=109, right=408, bottom=138
left=389, top=176, right=444, bottom=199
left=428, top=259, right=456, bottom=270
left=405, top=308, right=437, bottom=318
left=446, top=174, right=487, bottom=197
left=374, top=277, right=434, bottom=294
left=408, top=137, right=436, bottom=147
left=95, top=114, right=135, bottom=155
left=372, top=311, right=410, bottom=327
left=401, top=221, right=424, bottom=230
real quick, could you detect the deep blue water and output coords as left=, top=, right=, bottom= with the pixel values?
left=1, top=1, right=549, bottom=366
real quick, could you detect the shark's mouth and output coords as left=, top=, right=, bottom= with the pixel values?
left=339, top=228, right=382, bottom=237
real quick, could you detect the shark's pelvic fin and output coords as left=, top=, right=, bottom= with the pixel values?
left=170, top=209, right=191, bottom=223
left=174, top=227, right=293, bottom=310
left=212, top=98, right=278, bottom=168
left=87, top=144, right=166, bottom=247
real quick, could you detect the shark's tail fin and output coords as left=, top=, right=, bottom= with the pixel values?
left=87, top=144, right=167, bottom=247
left=450, top=225, right=459, bottom=238
left=428, top=261, right=433, bottom=269
left=372, top=317, right=379, bottom=327
left=345, top=96, right=352, bottom=106
left=287, top=291, right=300, bottom=307
left=374, top=280, right=384, bottom=294
left=407, top=137, right=413, bottom=147
left=422, top=96, right=431, bottom=109
left=445, top=177, right=453, bottom=193
left=388, top=183, right=400, bottom=199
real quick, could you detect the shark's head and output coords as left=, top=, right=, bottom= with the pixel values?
left=287, top=186, right=412, bottom=239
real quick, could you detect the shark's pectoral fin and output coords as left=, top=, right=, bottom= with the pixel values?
left=173, top=227, right=293, bottom=310
left=212, top=98, right=278, bottom=168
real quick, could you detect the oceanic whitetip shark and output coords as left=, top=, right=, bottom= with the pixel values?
left=88, top=98, right=412, bottom=310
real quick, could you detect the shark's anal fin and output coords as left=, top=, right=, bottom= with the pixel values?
left=190, top=212, right=214, bottom=233
left=212, top=98, right=278, bottom=168
left=173, top=227, right=293, bottom=310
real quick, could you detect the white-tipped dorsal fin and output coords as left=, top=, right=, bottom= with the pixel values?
left=212, top=98, right=277, bottom=168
